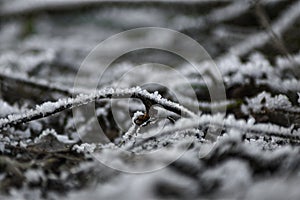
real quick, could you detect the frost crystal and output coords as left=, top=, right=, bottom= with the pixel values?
left=245, top=92, right=292, bottom=112
left=35, top=129, right=75, bottom=144
left=72, top=143, right=96, bottom=153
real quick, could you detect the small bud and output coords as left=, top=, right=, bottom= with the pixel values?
left=133, top=112, right=150, bottom=126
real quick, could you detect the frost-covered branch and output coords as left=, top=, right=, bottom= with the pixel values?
left=0, top=87, right=197, bottom=130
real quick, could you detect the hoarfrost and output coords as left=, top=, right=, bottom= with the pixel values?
left=72, top=143, right=96, bottom=153
left=245, top=92, right=292, bottom=112
left=35, top=129, right=75, bottom=144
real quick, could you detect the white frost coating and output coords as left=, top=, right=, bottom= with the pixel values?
left=0, top=49, right=55, bottom=73
left=25, top=169, right=44, bottom=183
left=35, top=129, right=75, bottom=144
left=181, top=50, right=300, bottom=92
left=219, top=53, right=275, bottom=86
left=201, top=159, right=252, bottom=193
left=247, top=117, right=256, bottom=126
left=19, top=141, right=27, bottom=148
left=28, top=121, right=43, bottom=133
left=217, top=54, right=242, bottom=75
left=148, top=116, right=296, bottom=146
left=72, top=143, right=96, bottom=153
left=96, top=107, right=108, bottom=116
left=36, top=102, right=57, bottom=116
left=256, top=78, right=300, bottom=93
left=245, top=92, right=292, bottom=112
left=211, top=52, right=300, bottom=93
left=0, top=100, right=19, bottom=117
left=194, top=52, right=297, bottom=93
left=229, top=114, right=296, bottom=136
left=276, top=50, right=300, bottom=71
left=0, top=87, right=196, bottom=131
left=140, top=117, right=201, bottom=139
left=132, top=111, right=144, bottom=124
left=141, top=112, right=299, bottom=141
left=245, top=178, right=300, bottom=200
left=121, top=123, right=139, bottom=148
left=66, top=167, right=197, bottom=200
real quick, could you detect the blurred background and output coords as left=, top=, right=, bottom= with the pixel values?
left=1, top=0, right=300, bottom=199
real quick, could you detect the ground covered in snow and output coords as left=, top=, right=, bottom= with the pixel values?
left=1, top=0, right=300, bottom=199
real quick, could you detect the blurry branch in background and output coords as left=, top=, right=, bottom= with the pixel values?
left=0, top=0, right=217, bottom=18
left=227, top=0, right=300, bottom=57
left=179, top=0, right=252, bottom=32
left=0, top=71, right=72, bottom=96
left=254, top=0, right=293, bottom=62
left=197, top=0, right=280, bottom=28
left=254, top=0, right=300, bottom=78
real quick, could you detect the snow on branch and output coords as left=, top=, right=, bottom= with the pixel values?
left=0, top=87, right=197, bottom=130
